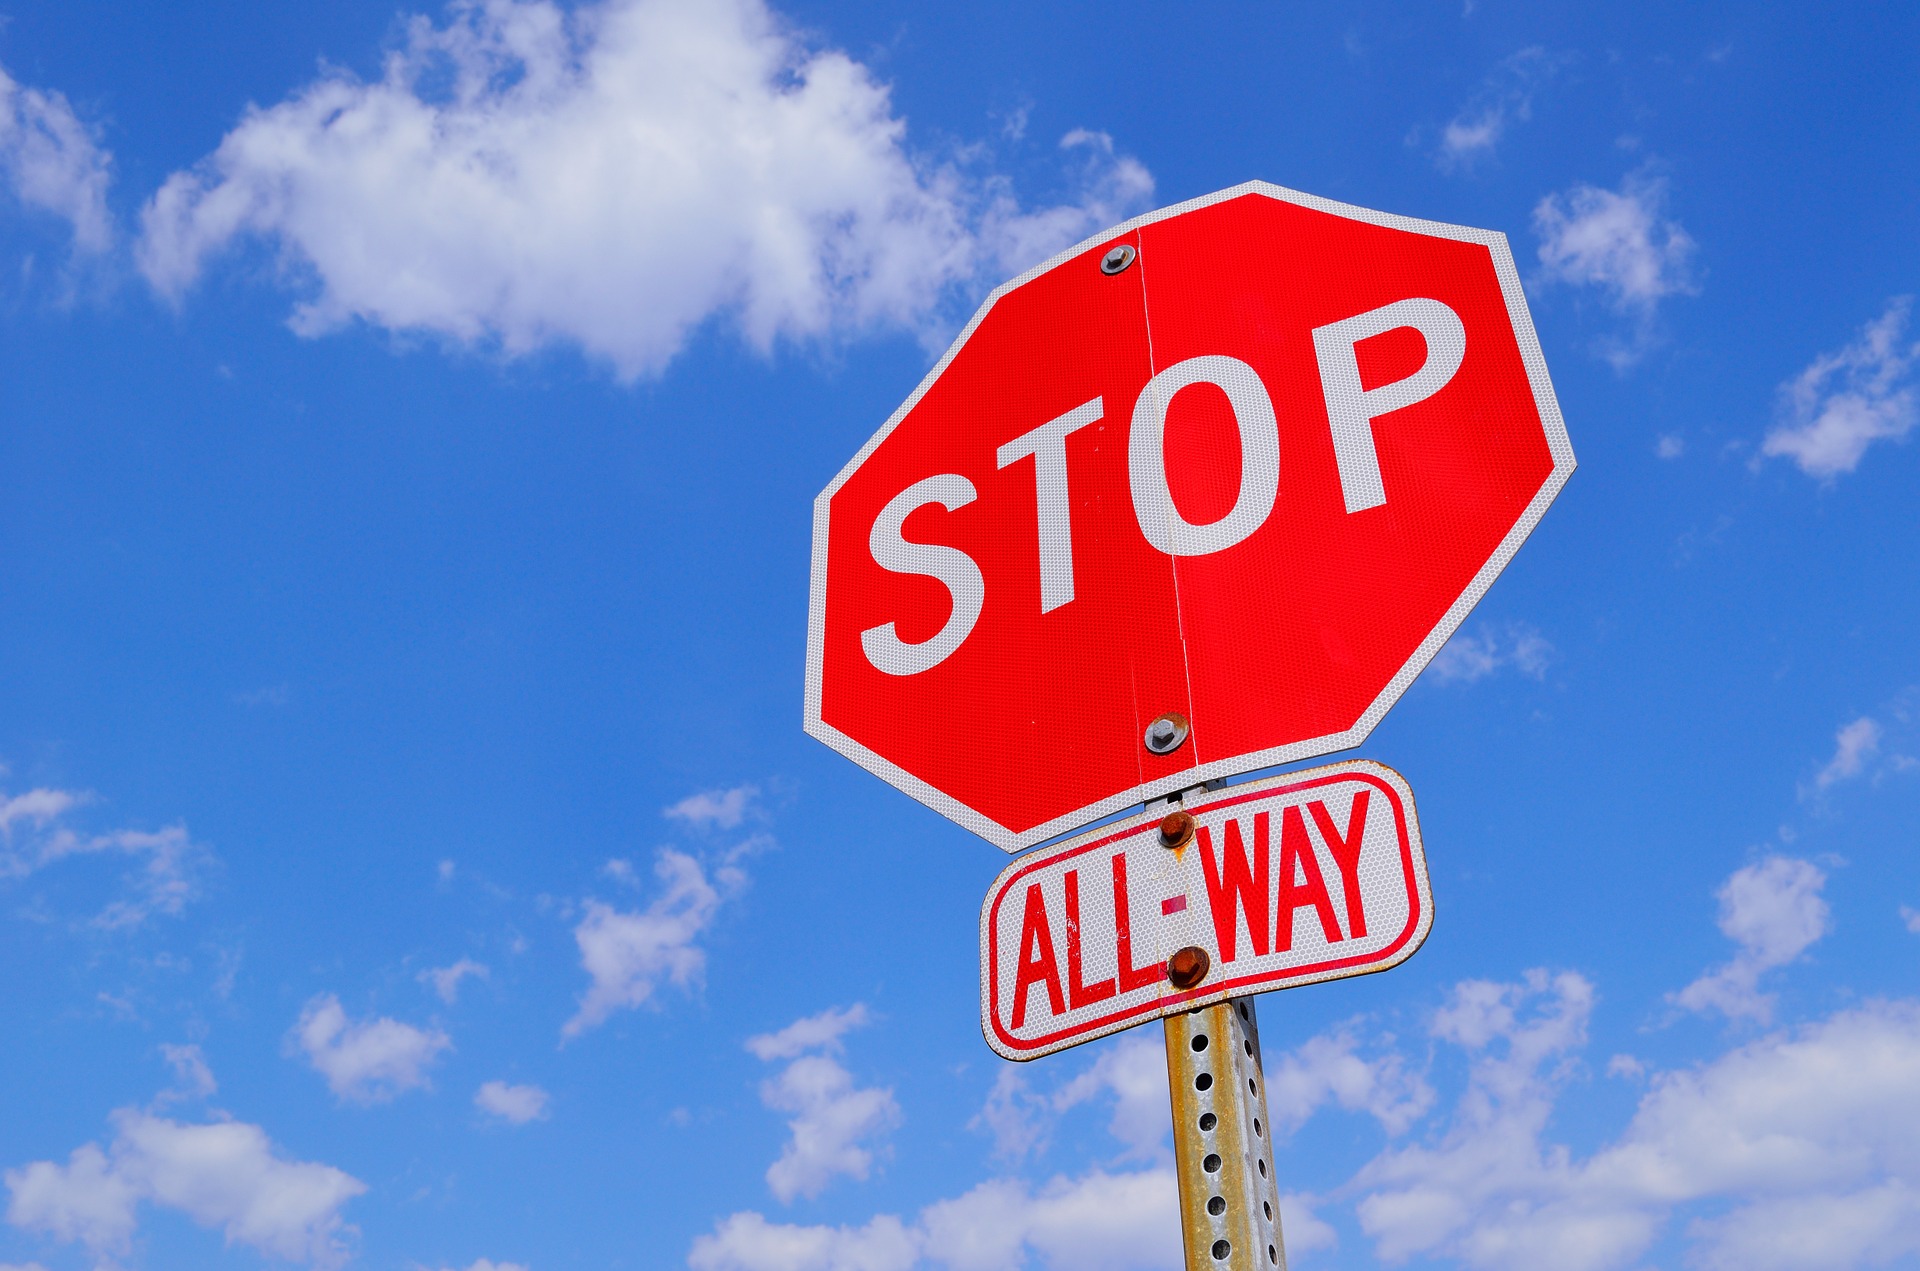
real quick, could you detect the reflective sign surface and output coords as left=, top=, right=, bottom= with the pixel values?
left=807, top=182, right=1573, bottom=851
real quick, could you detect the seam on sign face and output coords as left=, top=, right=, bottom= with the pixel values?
left=1134, top=223, right=1204, bottom=774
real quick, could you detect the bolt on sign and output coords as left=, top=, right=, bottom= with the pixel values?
left=978, top=762, right=1429, bottom=1061
left=805, top=181, right=1573, bottom=853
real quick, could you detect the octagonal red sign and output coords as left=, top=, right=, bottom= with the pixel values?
left=806, top=181, right=1573, bottom=852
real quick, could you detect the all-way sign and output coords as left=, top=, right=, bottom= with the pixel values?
left=979, top=762, right=1430, bottom=1061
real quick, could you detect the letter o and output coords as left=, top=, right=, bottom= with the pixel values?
left=1128, top=355, right=1281, bottom=556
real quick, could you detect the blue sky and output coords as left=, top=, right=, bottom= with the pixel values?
left=1, top=2, right=1918, bottom=1270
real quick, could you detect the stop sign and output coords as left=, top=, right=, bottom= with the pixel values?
left=805, top=181, right=1572, bottom=852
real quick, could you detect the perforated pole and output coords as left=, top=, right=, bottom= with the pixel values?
left=1165, top=997, right=1285, bottom=1271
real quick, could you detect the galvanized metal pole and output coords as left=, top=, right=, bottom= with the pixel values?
left=1165, top=997, right=1285, bottom=1271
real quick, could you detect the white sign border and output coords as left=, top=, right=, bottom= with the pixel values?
left=804, top=180, right=1574, bottom=853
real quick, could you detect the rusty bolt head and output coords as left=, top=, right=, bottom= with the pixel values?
left=1159, top=810, right=1196, bottom=850
left=1167, top=945, right=1210, bottom=989
left=1144, top=711, right=1190, bottom=755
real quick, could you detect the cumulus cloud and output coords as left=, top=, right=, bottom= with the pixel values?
left=1263, top=1025, right=1434, bottom=1137
left=475, top=1081, right=550, bottom=1125
left=5, top=1108, right=365, bottom=1266
left=136, top=0, right=1152, bottom=379
left=0, top=65, right=113, bottom=252
left=1812, top=716, right=1882, bottom=792
left=1671, top=857, right=1830, bottom=1023
left=0, top=783, right=209, bottom=929
left=976, top=1031, right=1171, bottom=1165
left=562, top=848, right=739, bottom=1037
left=420, top=957, right=490, bottom=1004
left=290, top=994, right=452, bottom=1103
left=1346, top=967, right=1920, bottom=1271
left=1430, top=622, right=1552, bottom=685
left=1436, top=47, right=1558, bottom=171
left=749, top=1005, right=900, bottom=1202
left=1534, top=170, right=1696, bottom=366
left=1763, top=299, right=1920, bottom=478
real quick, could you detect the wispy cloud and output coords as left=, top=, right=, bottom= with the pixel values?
left=1436, top=48, right=1560, bottom=171
left=1762, top=298, right=1919, bottom=478
left=562, top=850, right=740, bottom=1037
left=1430, top=622, right=1553, bottom=685
left=0, top=783, right=210, bottom=930
left=419, top=957, right=489, bottom=1005
left=1810, top=716, right=1883, bottom=793
left=1534, top=169, right=1697, bottom=367
left=665, top=784, right=761, bottom=833
left=0, top=63, right=114, bottom=253
left=135, top=0, right=1152, bottom=380
left=1671, top=856, right=1830, bottom=1023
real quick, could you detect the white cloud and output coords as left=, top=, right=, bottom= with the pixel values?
left=159, top=1043, right=217, bottom=1102
left=1350, top=964, right=1920, bottom=1271
left=5, top=1108, right=365, bottom=1266
left=1263, top=1025, right=1433, bottom=1137
left=667, top=784, right=761, bottom=832
left=1430, top=622, right=1552, bottom=685
left=977, top=1030, right=1172, bottom=1165
left=691, top=1171, right=1183, bottom=1271
left=437, top=1262, right=529, bottom=1271
left=1655, top=434, right=1685, bottom=459
left=136, top=0, right=1152, bottom=380
left=1672, top=857, right=1830, bottom=1023
left=290, top=994, right=452, bottom=1103
left=1902, top=905, right=1920, bottom=935
left=420, top=957, right=490, bottom=1004
left=747, top=1003, right=870, bottom=1061
left=1763, top=299, right=1919, bottom=478
left=475, top=1081, right=550, bottom=1125
left=0, top=783, right=209, bottom=929
left=1534, top=171, right=1696, bottom=366
left=0, top=64, right=113, bottom=252
left=562, top=848, right=739, bottom=1037
left=750, top=1006, right=900, bottom=1202
left=1437, top=47, right=1557, bottom=170
left=1812, top=716, right=1882, bottom=792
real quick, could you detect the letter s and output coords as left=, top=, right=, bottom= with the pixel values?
left=860, top=474, right=985, bottom=676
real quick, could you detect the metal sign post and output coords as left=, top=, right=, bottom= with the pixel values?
left=1167, top=997, right=1285, bottom=1271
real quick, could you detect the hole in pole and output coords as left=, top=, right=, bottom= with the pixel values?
left=1258, top=1158, right=1268, bottom=1178
left=1203, top=1153, right=1222, bottom=1173
left=1211, top=1240, right=1231, bottom=1261
left=1249, top=1077, right=1258, bottom=1094
left=1253, top=1117, right=1262, bottom=1136
left=1269, top=1245, right=1278, bottom=1264
left=1207, top=1196, right=1226, bottom=1217
left=1244, top=1039, right=1253, bottom=1057
left=1199, top=1112, right=1217, bottom=1132
left=1191, top=1034, right=1209, bottom=1052
left=1263, top=1201, right=1272, bottom=1221
left=1195, top=1073, right=1213, bottom=1091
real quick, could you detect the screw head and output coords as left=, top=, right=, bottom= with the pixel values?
left=1158, top=811, right=1195, bottom=849
left=1144, top=711, right=1189, bottom=755
left=1167, top=945, right=1210, bottom=989
left=1099, top=243, right=1137, bottom=275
